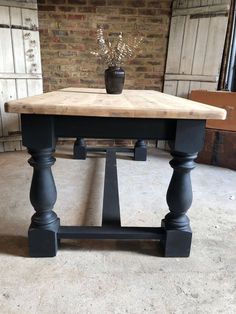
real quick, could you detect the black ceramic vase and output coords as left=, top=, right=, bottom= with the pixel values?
left=105, top=66, right=125, bottom=94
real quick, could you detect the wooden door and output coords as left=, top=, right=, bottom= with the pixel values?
left=0, top=2, right=42, bottom=152
left=163, top=0, right=231, bottom=98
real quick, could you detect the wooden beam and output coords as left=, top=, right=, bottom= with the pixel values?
left=165, top=74, right=218, bottom=82
left=0, top=135, right=22, bottom=142
left=172, top=4, right=230, bottom=16
left=0, top=1, right=37, bottom=9
left=0, top=73, right=42, bottom=79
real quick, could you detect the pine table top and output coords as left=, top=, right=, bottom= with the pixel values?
left=5, top=87, right=227, bottom=120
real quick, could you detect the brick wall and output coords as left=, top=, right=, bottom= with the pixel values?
left=38, top=0, right=172, bottom=92
left=38, top=0, right=172, bottom=148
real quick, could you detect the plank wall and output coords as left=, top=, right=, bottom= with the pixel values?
left=164, top=0, right=230, bottom=98
left=0, top=2, right=42, bottom=152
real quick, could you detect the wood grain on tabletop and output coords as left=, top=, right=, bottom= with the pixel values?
left=5, top=87, right=227, bottom=120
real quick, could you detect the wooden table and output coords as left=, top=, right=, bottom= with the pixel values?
left=5, top=88, right=226, bottom=258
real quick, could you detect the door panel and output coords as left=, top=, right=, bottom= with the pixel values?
left=179, top=17, right=199, bottom=74
left=0, top=4, right=43, bottom=152
left=165, top=16, right=186, bottom=73
left=164, top=0, right=230, bottom=97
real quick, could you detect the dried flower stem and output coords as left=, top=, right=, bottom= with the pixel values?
left=91, top=27, right=143, bottom=67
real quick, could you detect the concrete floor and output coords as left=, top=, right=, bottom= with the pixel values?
left=0, top=147, right=235, bottom=314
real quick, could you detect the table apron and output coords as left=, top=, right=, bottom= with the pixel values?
left=54, top=116, right=177, bottom=139
left=21, top=114, right=206, bottom=153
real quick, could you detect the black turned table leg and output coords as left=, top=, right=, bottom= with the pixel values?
left=28, top=148, right=60, bottom=257
left=73, top=138, right=87, bottom=159
left=134, top=139, right=147, bottom=161
left=160, top=119, right=205, bottom=257
left=161, top=151, right=197, bottom=257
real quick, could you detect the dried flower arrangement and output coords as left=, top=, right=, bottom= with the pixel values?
left=91, top=27, right=143, bottom=68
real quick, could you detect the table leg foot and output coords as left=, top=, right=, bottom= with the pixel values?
left=161, top=151, right=197, bottom=257
left=73, top=138, right=87, bottom=159
left=28, top=148, right=60, bottom=257
left=134, top=139, right=147, bottom=161
left=161, top=219, right=192, bottom=257
left=28, top=219, right=60, bottom=257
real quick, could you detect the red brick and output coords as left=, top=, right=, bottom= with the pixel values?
left=67, top=44, right=86, bottom=50
left=138, top=8, right=157, bottom=15
left=147, top=61, right=161, bottom=65
left=48, top=13, right=67, bottom=19
left=126, top=0, right=146, bottom=7
left=68, top=0, right=87, bottom=4
left=50, top=43, right=67, bottom=49
left=148, top=17, right=162, bottom=23
left=135, top=66, right=149, bottom=72
left=77, top=6, right=96, bottom=13
left=159, top=8, right=171, bottom=16
left=58, top=6, right=76, bottom=12
left=51, top=36, right=60, bottom=43
left=147, top=33, right=163, bottom=38
left=46, top=0, right=65, bottom=4
left=147, top=1, right=172, bottom=8
left=67, top=14, right=86, bottom=20
left=89, top=0, right=106, bottom=5
left=144, top=73, right=162, bottom=79
left=52, top=30, right=69, bottom=36
left=38, top=5, right=56, bottom=11
left=59, top=51, right=78, bottom=57
left=119, top=8, right=137, bottom=14
left=107, top=0, right=124, bottom=6
left=96, top=7, right=119, bottom=14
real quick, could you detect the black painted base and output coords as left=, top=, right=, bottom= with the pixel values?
left=28, top=223, right=192, bottom=258
left=161, top=219, right=192, bottom=257
left=28, top=219, right=60, bottom=257
left=22, top=115, right=205, bottom=258
left=27, top=147, right=195, bottom=258
left=73, top=138, right=147, bottom=161
left=134, top=140, right=147, bottom=161
left=73, top=138, right=87, bottom=160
